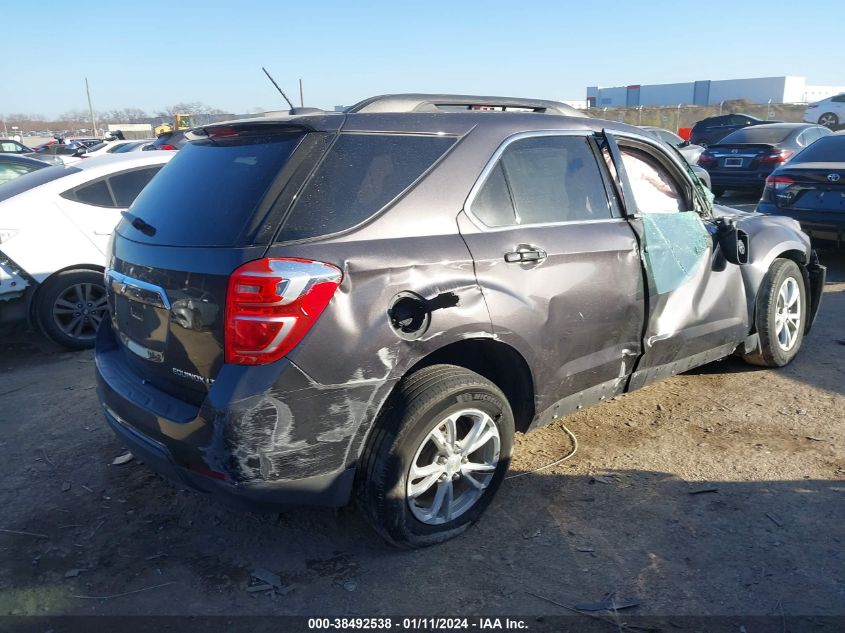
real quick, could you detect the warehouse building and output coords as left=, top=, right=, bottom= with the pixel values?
left=586, top=76, right=845, bottom=108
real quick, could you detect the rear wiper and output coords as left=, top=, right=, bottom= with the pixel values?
left=120, top=211, right=156, bottom=237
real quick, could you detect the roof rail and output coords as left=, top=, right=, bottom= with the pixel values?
left=346, top=93, right=586, bottom=117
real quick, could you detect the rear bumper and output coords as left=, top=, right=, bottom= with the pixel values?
left=95, top=319, right=361, bottom=508
left=708, top=169, right=772, bottom=190
left=102, top=404, right=355, bottom=508
left=757, top=204, right=845, bottom=245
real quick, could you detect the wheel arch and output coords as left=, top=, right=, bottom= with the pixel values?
left=28, top=263, right=107, bottom=329
left=744, top=247, right=811, bottom=338
left=350, top=337, right=537, bottom=472
left=402, top=338, right=536, bottom=433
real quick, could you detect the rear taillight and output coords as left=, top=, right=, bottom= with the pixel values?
left=759, top=149, right=793, bottom=164
left=806, top=105, right=818, bottom=109
left=225, top=258, right=342, bottom=365
left=158, top=144, right=177, bottom=150
left=698, top=152, right=716, bottom=166
left=764, top=175, right=795, bottom=192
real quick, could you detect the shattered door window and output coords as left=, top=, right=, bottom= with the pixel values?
left=621, top=148, right=709, bottom=294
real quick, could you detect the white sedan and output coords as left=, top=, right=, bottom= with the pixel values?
left=0, top=152, right=174, bottom=348
left=83, top=139, right=156, bottom=157
left=804, top=93, right=845, bottom=129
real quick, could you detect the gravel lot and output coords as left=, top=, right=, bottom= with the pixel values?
left=1, top=195, right=843, bottom=621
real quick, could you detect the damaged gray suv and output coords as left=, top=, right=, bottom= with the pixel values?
left=96, top=94, right=825, bottom=547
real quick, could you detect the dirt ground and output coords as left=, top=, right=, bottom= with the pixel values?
left=1, top=207, right=843, bottom=621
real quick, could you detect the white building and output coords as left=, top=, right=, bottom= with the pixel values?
left=586, top=76, right=845, bottom=108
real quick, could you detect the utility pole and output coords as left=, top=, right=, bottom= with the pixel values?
left=299, top=78, right=304, bottom=107
left=85, top=77, right=98, bottom=137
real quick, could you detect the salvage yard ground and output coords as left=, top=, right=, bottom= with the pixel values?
left=1, top=194, right=843, bottom=619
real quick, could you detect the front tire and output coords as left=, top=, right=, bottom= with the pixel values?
left=357, top=364, right=514, bottom=548
left=743, top=258, right=806, bottom=367
left=36, top=269, right=108, bottom=349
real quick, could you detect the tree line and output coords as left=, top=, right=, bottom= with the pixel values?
left=1, top=102, right=250, bottom=131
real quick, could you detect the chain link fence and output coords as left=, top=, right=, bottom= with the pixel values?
left=577, top=102, right=809, bottom=132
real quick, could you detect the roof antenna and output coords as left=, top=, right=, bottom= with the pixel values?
left=262, top=67, right=295, bottom=109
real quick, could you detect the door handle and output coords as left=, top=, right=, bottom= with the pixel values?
left=504, top=246, right=547, bottom=263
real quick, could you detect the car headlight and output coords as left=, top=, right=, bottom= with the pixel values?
left=0, top=229, right=19, bottom=244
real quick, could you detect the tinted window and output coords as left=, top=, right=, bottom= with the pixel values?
left=72, top=179, right=114, bottom=206
left=729, top=115, right=752, bottom=126
left=121, top=132, right=304, bottom=246
left=279, top=134, right=455, bottom=241
left=791, top=135, right=845, bottom=163
left=113, top=142, right=144, bottom=153
left=0, top=165, right=81, bottom=203
left=472, top=163, right=516, bottom=227
left=497, top=136, right=610, bottom=224
left=108, top=167, right=162, bottom=207
left=720, top=126, right=793, bottom=144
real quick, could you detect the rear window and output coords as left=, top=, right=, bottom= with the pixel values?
left=791, top=136, right=845, bottom=163
left=119, top=132, right=305, bottom=246
left=721, top=126, right=793, bottom=144
left=277, top=133, right=455, bottom=241
left=0, top=165, right=81, bottom=203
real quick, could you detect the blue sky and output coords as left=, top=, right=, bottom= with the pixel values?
left=2, top=0, right=842, bottom=117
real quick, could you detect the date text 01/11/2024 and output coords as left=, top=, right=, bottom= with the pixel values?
left=306, top=617, right=529, bottom=630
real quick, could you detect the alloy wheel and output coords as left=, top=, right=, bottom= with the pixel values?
left=407, top=408, right=501, bottom=525
left=819, top=113, right=839, bottom=128
left=774, top=277, right=801, bottom=351
left=52, top=282, right=108, bottom=342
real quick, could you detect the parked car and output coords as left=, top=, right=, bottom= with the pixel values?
left=803, top=93, right=845, bottom=130
left=95, top=95, right=824, bottom=547
left=0, top=154, right=51, bottom=185
left=108, top=140, right=155, bottom=153
left=757, top=133, right=845, bottom=246
left=697, top=123, right=831, bottom=196
left=0, top=153, right=174, bottom=348
left=0, top=139, right=34, bottom=154
left=690, top=113, right=781, bottom=147
left=641, top=126, right=705, bottom=165
left=82, top=139, right=155, bottom=157
left=143, top=130, right=190, bottom=151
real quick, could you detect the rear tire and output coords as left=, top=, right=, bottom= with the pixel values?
left=357, top=364, right=514, bottom=548
left=743, top=258, right=806, bottom=367
left=818, top=112, right=840, bottom=129
left=36, top=269, right=108, bottom=349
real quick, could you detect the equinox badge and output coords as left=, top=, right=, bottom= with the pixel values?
left=172, top=367, right=214, bottom=386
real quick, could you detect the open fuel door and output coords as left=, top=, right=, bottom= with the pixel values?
left=601, top=129, right=749, bottom=390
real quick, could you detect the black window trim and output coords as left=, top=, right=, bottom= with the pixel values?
left=464, top=129, right=622, bottom=232
left=271, top=131, right=462, bottom=246
left=59, top=165, right=163, bottom=209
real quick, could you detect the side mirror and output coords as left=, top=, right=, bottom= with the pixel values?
left=716, top=220, right=750, bottom=265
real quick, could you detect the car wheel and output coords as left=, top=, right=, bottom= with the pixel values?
left=818, top=112, right=839, bottom=129
left=743, top=258, right=806, bottom=367
left=358, top=364, right=514, bottom=548
left=711, top=186, right=727, bottom=197
left=36, top=269, right=108, bottom=349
